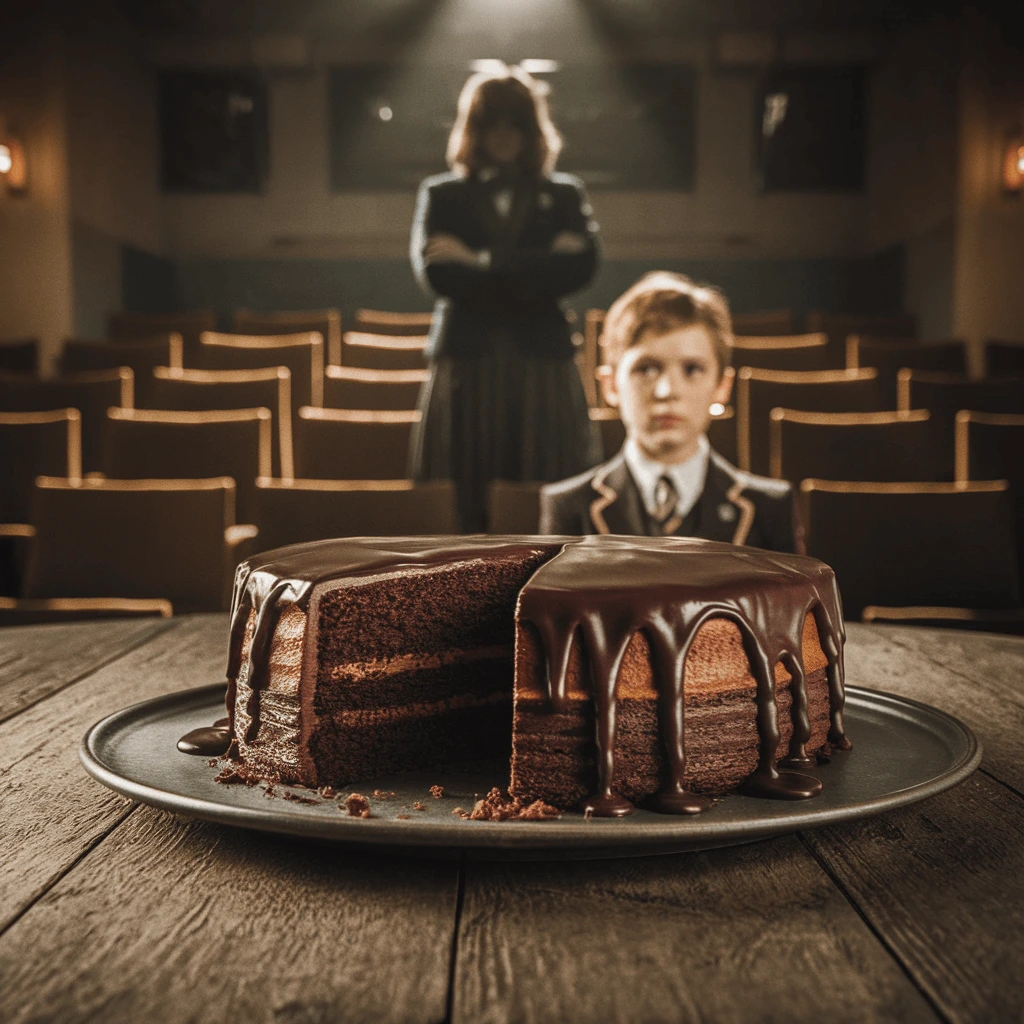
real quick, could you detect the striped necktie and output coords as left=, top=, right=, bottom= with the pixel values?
left=652, top=474, right=679, bottom=534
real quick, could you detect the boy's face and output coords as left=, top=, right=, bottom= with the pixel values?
left=599, top=324, right=733, bottom=465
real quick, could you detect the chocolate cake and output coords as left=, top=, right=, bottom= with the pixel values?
left=187, top=535, right=850, bottom=816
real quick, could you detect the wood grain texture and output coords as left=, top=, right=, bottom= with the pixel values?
left=845, top=623, right=1024, bottom=791
left=0, top=615, right=226, bottom=933
left=804, top=772, right=1024, bottom=1024
left=452, top=835, right=938, bottom=1024
left=0, top=806, right=458, bottom=1024
left=0, top=617, right=169, bottom=725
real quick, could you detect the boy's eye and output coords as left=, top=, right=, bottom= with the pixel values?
left=633, top=361, right=661, bottom=379
left=682, top=360, right=706, bottom=377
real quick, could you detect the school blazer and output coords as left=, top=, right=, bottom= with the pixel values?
left=410, top=170, right=600, bottom=361
left=538, top=447, right=800, bottom=553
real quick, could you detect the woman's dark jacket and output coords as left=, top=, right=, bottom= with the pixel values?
left=410, top=170, right=600, bottom=361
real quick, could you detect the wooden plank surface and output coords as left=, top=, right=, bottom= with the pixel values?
left=453, top=835, right=938, bottom=1024
left=844, top=623, right=1024, bottom=791
left=804, top=772, right=1024, bottom=1024
left=0, top=615, right=224, bottom=933
left=0, top=806, right=459, bottom=1024
left=0, top=617, right=170, bottom=725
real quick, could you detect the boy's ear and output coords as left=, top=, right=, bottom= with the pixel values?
left=714, top=366, right=734, bottom=406
left=596, top=364, right=619, bottom=407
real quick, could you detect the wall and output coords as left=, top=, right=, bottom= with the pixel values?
left=0, top=25, right=74, bottom=371
left=953, top=15, right=1024, bottom=355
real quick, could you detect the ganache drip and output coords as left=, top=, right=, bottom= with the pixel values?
left=191, top=535, right=850, bottom=814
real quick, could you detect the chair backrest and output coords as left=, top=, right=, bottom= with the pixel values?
left=769, top=409, right=941, bottom=483
left=149, top=365, right=294, bottom=478
left=100, top=407, right=271, bottom=524
left=806, top=311, right=918, bottom=346
left=801, top=479, right=1020, bottom=618
left=899, top=370, right=1024, bottom=471
left=0, top=367, right=134, bottom=472
left=59, top=335, right=183, bottom=404
left=487, top=481, right=543, bottom=533
left=341, top=331, right=428, bottom=370
left=736, top=367, right=881, bottom=476
left=0, top=340, right=39, bottom=374
left=323, top=365, right=428, bottom=411
left=108, top=311, right=216, bottom=358
left=588, top=408, right=625, bottom=461
left=732, top=333, right=831, bottom=372
left=956, top=411, right=1024, bottom=582
left=24, top=476, right=237, bottom=612
left=847, top=336, right=967, bottom=407
left=253, top=479, right=457, bottom=550
left=0, top=409, right=81, bottom=523
left=232, top=309, right=342, bottom=365
left=293, top=407, right=418, bottom=480
left=353, top=309, right=433, bottom=336
left=984, top=340, right=1024, bottom=378
left=196, top=331, right=323, bottom=413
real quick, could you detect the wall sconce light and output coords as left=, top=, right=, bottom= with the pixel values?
left=1003, top=129, right=1024, bottom=194
left=0, top=135, right=28, bottom=194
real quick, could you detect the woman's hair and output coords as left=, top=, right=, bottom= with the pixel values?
left=600, top=272, right=734, bottom=377
left=446, top=65, right=562, bottom=177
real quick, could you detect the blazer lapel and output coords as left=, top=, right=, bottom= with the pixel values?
left=697, top=451, right=757, bottom=545
left=589, top=453, right=649, bottom=535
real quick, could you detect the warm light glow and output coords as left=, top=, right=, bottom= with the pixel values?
left=709, top=402, right=726, bottom=417
left=0, top=137, right=27, bottom=191
left=378, top=105, right=393, bottom=122
left=0, top=144, right=11, bottom=174
left=1003, top=134, right=1024, bottom=193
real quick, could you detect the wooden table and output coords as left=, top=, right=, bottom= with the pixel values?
left=1, top=616, right=1022, bottom=1024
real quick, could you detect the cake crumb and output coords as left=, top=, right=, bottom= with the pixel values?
left=282, top=791, right=319, bottom=805
left=583, top=806, right=594, bottom=820
left=317, top=785, right=336, bottom=799
left=214, top=765, right=245, bottom=785
left=371, top=789, right=396, bottom=800
left=343, top=793, right=372, bottom=818
left=396, top=814, right=412, bottom=820
left=207, top=758, right=220, bottom=768
left=412, top=801, right=427, bottom=811
left=456, top=787, right=561, bottom=822
left=429, top=785, right=444, bottom=799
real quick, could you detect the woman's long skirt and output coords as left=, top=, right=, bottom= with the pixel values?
left=408, top=343, right=602, bottom=532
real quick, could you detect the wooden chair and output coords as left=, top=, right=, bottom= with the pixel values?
left=324, top=365, right=427, bottom=411
left=293, top=407, right=418, bottom=480
left=588, top=408, right=625, bottom=461
left=108, top=311, right=216, bottom=359
left=0, top=340, right=39, bottom=374
left=100, top=407, right=271, bottom=525
left=253, top=479, right=457, bottom=550
left=21, top=476, right=255, bottom=613
left=898, top=370, right=1024, bottom=476
left=847, top=337, right=967, bottom=408
left=148, top=365, right=294, bottom=479
left=232, top=309, right=342, bottom=366
left=736, top=367, right=881, bottom=477
left=195, top=331, right=323, bottom=415
left=59, top=335, right=183, bottom=405
left=984, top=340, right=1024, bottom=378
left=0, top=409, right=82, bottom=523
left=801, top=479, right=1021, bottom=624
left=0, top=367, right=133, bottom=472
left=0, top=596, right=173, bottom=625
left=353, top=309, right=432, bottom=337
left=732, top=333, right=831, bottom=372
left=341, top=332, right=427, bottom=370
left=487, top=481, right=543, bottom=534
left=956, top=411, right=1024, bottom=587
left=769, top=409, right=942, bottom=483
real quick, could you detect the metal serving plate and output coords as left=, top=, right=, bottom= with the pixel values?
left=80, top=684, right=981, bottom=860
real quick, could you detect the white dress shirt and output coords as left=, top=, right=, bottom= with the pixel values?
left=623, top=434, right=710, bottom=520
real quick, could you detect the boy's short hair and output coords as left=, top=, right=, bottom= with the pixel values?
left=600, top=271, right=733, bottom=377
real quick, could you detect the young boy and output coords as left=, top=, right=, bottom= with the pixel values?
left=539, top=271, right=798, bottom=551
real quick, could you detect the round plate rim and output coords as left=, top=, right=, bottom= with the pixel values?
left=79, top=683, right=982, bottom=854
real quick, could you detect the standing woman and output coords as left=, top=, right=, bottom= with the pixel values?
left=409, top=64, right=602, bottom=532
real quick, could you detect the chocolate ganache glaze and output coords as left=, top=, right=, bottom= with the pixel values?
left=186, top=535, right=850, bottom=816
